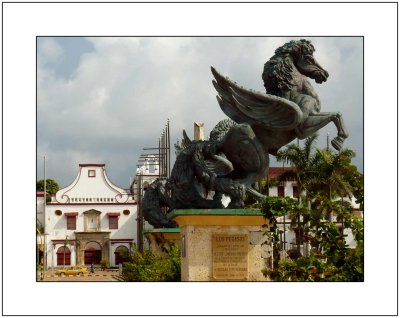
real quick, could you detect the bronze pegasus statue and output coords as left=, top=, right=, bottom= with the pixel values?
left=142, top=39, right=349, bottom=228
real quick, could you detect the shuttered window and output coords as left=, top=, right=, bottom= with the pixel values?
left=109, top=216, right=118, bottom=230
left=67, top=216, right=76, bottom=230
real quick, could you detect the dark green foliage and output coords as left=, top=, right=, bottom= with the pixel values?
left=37, top=179, right=60, bottom=202
left=261, top=136, right=363, bottom=281
left=261, top=196, right=363, bottom=282
left=121, top=245, right=181, bottom=282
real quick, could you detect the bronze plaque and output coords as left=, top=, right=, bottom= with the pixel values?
left=212, top=234, right=249, bottom=281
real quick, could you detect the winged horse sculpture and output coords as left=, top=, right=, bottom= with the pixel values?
left=211, top=39, right=349, bottom=157
left=141, top=39, right=350, bottom=228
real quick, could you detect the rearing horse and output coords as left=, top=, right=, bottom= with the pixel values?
left=212, top=39, right=349, bottom=156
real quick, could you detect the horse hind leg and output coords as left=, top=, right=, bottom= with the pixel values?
left=330, top=112, right=349, bottom=151
left=296, top=112, right=349, bottom=151
left=295, top=114, right=333, bottom=140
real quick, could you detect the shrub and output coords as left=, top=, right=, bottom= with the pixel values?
left=121, top=245, right=181, bottom=282
left=100, top=259, right=109, bottom=270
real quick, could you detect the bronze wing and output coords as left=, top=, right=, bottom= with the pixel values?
left=211, top=66, right=302, bottom=130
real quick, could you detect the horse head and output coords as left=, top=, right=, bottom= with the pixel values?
left=289, top=39, right=329, bottom=84
left=263, top=39, right=329, bottom=95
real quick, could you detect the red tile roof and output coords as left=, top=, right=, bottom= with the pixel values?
left=268, top=167, right=296, bottom=180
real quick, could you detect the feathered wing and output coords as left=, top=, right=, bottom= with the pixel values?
left=211, top=66, right=302, bottom=130
left=205, top=155, right=234, bottom=177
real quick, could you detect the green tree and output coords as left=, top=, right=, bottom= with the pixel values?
left=261, top=138, right=364, bottom=281
left=309, top=148, right=357, bottom=200
left=37, top=179, right=59, bottom=202
left=276, top=134, right=320, bottom=203
left=261, top=195, right=363, bottom=281
left=63, top=235, right=69, bottom=267
left=274, top=135, right=321, bottom=255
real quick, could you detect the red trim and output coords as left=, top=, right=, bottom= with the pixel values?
left=268, top=167, right=297, bottom=180
left=64, top=212, right=79, bottom=216
left=110, top=239, right=134, bottom=244
left=79, top=164, right=105, bottom=167
left=110, top=239, right=134, bottom=241
left=47, top=202, right=137, bottom=206
left=107, top=212, right=121, bottom=217
left=52, top=240, right=76, bottom=245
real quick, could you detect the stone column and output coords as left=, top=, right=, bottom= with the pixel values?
left=169, top=209, right=272, bottom=281
left=194, top=122, right=204, bottom=141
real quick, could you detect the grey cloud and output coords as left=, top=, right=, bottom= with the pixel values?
left=37, top=37, right=363, bottom=188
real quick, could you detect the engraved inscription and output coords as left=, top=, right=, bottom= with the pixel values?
left=212, top=234, right=249, bottom=280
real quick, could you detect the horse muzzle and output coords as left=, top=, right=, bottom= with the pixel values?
left=314, top=70, right=329, bottom=83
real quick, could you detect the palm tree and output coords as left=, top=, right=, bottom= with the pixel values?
left=311, top=148, right=356, bottom=200
left=276, top=134, right=322, bottom=202
left=63, top=235, right=69, bottom=267
left=275, top=134, right=320, bottom=255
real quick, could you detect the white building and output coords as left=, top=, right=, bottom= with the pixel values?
left=131, top=155, right=161, bottom=239
left=132, top=155, right=160, bottom=197
left=41, top=164, right=137, bottom=269
left=267, top=166, right=362, bottom=258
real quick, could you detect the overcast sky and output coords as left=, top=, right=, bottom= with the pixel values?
left=37, top=36, right=363, bottom=189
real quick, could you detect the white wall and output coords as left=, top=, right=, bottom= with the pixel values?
left=43, top=164, right=138, bottom=269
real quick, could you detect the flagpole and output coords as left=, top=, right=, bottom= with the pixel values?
left=43, top=155, right=47, bottom=278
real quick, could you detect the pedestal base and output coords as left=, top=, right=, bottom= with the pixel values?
left=144, top=228, right=180, bottom=257
left=168, top=209, right=272, bottom=281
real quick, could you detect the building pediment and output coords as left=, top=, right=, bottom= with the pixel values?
left=55, top=164, right=130, bottom=204
left=83, top=209, right=102, bottom=215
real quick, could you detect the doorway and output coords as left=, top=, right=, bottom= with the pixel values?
left=84, top=241, right=101, bottom=265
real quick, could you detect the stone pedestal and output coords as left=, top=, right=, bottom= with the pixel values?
left=144, top=228, right=180, bottom=257
left=168, top=209, right=272, bottom=281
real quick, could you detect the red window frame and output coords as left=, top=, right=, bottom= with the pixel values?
left=278, top=185, right=285, bottom=197
left=67, top=216, right=76, bottom=230
left=56, top=247, right=71, bottom=266
left=109, top=216, right=118, bottom=230
left=293, top=185, right=299, bottom=198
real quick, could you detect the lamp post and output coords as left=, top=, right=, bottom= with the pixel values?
left=43, top=233, right=48, bottom=278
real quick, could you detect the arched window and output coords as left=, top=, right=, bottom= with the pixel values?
left=56, top=246, right=71, bottom=266
left=114, top=245, right=129, bottom=265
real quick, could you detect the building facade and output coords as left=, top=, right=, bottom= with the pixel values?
left=41, top=164, right=137, bottom=269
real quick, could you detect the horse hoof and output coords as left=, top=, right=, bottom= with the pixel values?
left=331, top=137, right=343, bottom=151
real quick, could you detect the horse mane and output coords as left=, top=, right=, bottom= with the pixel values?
left=262, top=39, right=315, bottom=96
left=210, top=118, right=237, bottom=141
